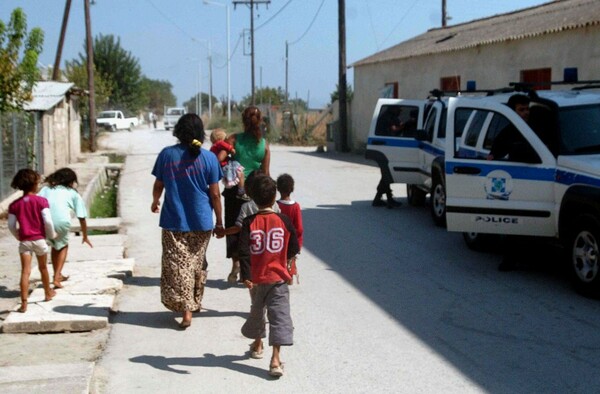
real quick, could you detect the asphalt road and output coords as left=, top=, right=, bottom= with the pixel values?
left=93, top=126, right=600, bottom=393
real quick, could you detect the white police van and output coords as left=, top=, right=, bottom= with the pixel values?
left=365, top=94, right=473, bottom=226
left=444, top=88, right=600, bottom=295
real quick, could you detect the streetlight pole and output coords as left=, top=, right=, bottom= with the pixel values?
left=203, top=0, right=231, bottom=122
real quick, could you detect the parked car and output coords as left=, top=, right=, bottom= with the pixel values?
left=96, top=110, right=138, bottom=132
left=163, top=107, right=186, bottom=131
left=444, top=88, right=600, bottom=295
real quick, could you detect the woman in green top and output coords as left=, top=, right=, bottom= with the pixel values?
left=222, top=106, right=270, bottom=283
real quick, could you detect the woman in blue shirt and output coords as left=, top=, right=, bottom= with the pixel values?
left=151, top=114, right=223, bottom=329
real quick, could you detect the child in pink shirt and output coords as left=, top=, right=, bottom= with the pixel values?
left=8, top=169, right=57, bottom=312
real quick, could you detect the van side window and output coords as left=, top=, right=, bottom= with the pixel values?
left=483, top=113, right=510, bottom=150
left=375, top=105, right=419, bottom=137
left=424, top=107, right=437, bottom=141
left=454, top=108, right=474, bottom=138
left=464, top=111, right=487, bottom=147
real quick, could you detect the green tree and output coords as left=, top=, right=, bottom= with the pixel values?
left=64, top=60, right=112, bottom=116
left=0, top=8, right=43, bottom=112
left=72, top=34, right=144, bottom=113
left=141, top=77, right=176, bottom=114
left=183, top=92, right=218, bottom=115
left=330, top=83, right=353, bottom=103
left=241, top=86, right=287, bottom=107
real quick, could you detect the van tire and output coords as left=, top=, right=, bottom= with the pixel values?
left=430, top=174, right=447, bottom=227
left=567, top=215, right=600, bottom=298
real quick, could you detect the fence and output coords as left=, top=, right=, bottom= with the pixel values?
left=0, top=111, right=43, bottom=201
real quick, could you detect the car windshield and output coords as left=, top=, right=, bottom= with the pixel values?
left=168, top=109, right=183, bottom=115
left=98, top=112, right=116, bottom=118
left=559, top=104, right=600, bottom=155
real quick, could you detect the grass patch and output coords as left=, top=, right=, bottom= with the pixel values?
left=88, top=154, right=123, bottom=235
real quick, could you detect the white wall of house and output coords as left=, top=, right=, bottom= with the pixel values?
left=351, top=26, right=600, bottom=151
left=41, top=97, right=81, bottom=174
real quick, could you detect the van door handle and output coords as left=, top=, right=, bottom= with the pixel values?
left=453, top=166, right=481, bottom=175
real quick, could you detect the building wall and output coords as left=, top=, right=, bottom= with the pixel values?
left=41, top=97, right=81, bottom=175
left=351, top=26, right=600, bottom=151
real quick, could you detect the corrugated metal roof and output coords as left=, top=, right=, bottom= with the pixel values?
left=353, top=0, right=600, bottom=67
left=23, top=81, right=75, bottom=111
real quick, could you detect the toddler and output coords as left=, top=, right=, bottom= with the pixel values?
left=8, top=169, right=57, bottom=312
left=276, top=173, right=303, bottom=284
left=209, top=129, right=250, bottom=200
left=38, top=168, right=93, bottom=288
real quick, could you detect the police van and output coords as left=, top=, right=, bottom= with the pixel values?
left=365, top=93, right=474, bottom=226
left=444, top=88, right=600, bottom=295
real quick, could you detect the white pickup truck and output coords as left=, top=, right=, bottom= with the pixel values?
left=96, top=110, right=139, bottom=132
left=444, top=89, right=600, bottom=295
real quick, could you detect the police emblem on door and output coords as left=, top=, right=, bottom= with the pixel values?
left=484, top=170, right=513, bottom=200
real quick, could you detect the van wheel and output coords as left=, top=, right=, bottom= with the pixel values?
left=430, top=175, right=446, bottom=227
left=567, top=216, right=600, bottom=297
left=407, top=184, right=426, bottom=206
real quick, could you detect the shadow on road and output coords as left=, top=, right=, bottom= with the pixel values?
left=300, top=198, right=600, bottom=391
left=129, top=353, right=274, bottom=379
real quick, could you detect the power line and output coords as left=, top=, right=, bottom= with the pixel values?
left=288, top=0, right=325, bottom=45
left=255, top=0, right=295, bottom=31
left=379, top=0, right=419, bottom=48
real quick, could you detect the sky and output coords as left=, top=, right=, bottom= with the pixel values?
left=2, top=0, right=552, bottom=109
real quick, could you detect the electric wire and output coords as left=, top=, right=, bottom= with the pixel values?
left=255, top=0, right=295, bottom=31
left=288, top=0, right=325, bottom=46
left=379, top=0, right=420, bottom=49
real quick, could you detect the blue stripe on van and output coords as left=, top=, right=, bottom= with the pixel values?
left=445, top=162, right=556, bottom=181
left=367, top=138, right=420, bottom=148
left=419, top=142, right=445, bottom=156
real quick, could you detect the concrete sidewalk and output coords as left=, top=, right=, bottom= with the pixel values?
left=0, top=150, right=134, bottom=393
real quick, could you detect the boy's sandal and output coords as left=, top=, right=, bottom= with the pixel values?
left=269, top=364, right=284, bottom=377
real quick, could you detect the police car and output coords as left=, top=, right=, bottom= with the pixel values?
left=444, top=88, right=600, bottom=295
left=365, top=93, right=474, bottom=226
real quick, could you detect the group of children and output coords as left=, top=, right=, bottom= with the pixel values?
left=7, top=167, right=92, bottom=313
left=210, top=128, right=304, bottom=377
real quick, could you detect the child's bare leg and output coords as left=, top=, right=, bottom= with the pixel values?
left=19, top=253, right=32, bottom=312
left=271, top=345, right=281, bottom=368
left=227, top=259, right=240, bottom=283
left=51, top=245, right=69, bottom=288
left=37, top=254, right=56, bottom=301
left=238, top=172, right=245, bottom=190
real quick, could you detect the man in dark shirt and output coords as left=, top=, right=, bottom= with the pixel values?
left=487, top=94, right=531, bottom=161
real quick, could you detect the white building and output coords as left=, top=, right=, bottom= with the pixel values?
left=350, top=0, right=600, bottom=151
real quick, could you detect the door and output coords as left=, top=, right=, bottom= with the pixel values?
left=444, top=98, right=557, bottom=236
left=366, top=99, right=425, bottom=184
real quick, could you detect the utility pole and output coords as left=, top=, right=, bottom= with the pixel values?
left=285, top=40, right=289, bottom=105
left=84, top=0, right=96, bottom=152
left=233, top=0, right=270, bottom=105
left=442, top=0, right=447, bottom=27
left=52, top=0, right=71, bottom=81
left=338, top=0, right=349, bottom=152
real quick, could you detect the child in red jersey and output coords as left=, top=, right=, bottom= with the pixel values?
left=209, top=129, right=250, bottom=200
left=239, top=175, right=300, bottom=377
left=7, top=169, right=57, bottom=312
left=276, top=173, right=303, bottom=284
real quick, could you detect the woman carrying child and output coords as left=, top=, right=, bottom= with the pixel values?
left=222, top=106, right=270, bottom=283
left=38, top=168, right=93, bottom=289
left=8, top=169, right=57, bottom=312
